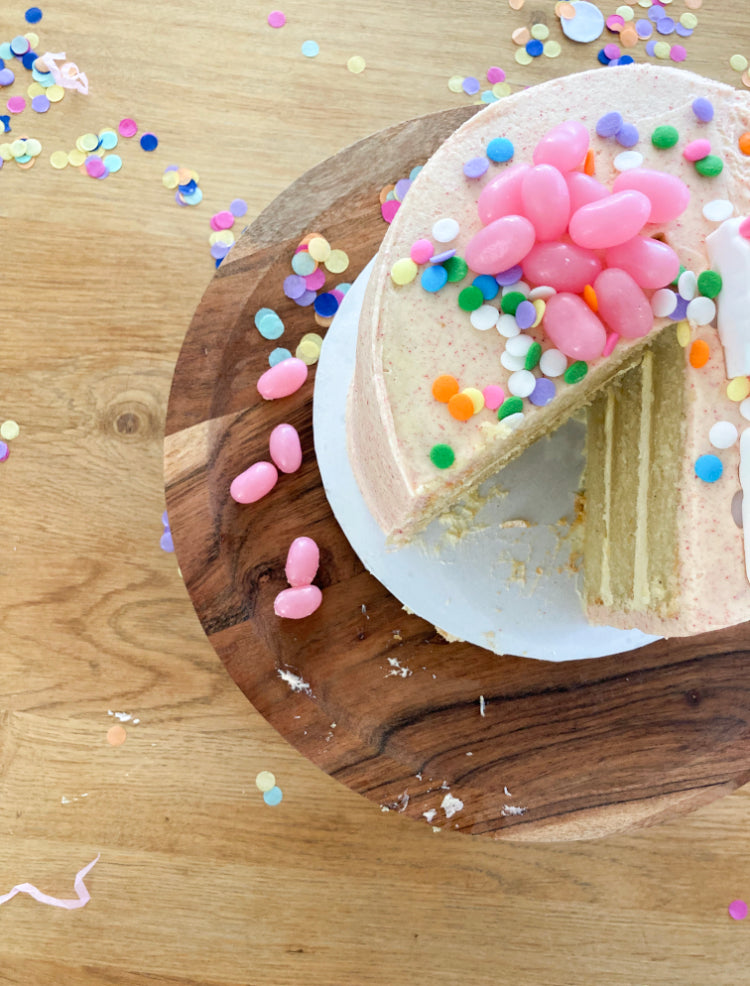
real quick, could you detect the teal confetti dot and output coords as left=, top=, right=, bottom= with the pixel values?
left=263, top=785, right=283, bottom=806
left=258, top=311, right=284, bottom=340
left=103, top=154, right=122, bottom=173
left=99, top=131, right=119, bottom=150
left=301, top=40, right=319, bottom=57
left=695, top=453, right=723, bottom=483
left=269, top=347, right=291, bottom=366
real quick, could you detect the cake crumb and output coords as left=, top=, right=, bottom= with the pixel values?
left=423, top=808, right=437, bottom=823
left=441, top=793, right=464, bottom=818
left=499, top=518, right=531, bottom=529
left=387, top=656, right=413, bottom=678
left=501, top=804, right=527, bottom=817
left=479, top=695, right=486, bottom=717
left=434, top=625, right=463, bottom=643
left=277, top=668, right=312, bottom=695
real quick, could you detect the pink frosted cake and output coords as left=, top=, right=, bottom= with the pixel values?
left=346, top=64, right=750, bottom=637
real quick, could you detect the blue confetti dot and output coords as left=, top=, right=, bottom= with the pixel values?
left=269, top=347, right=292, bottom=367
left=21, top=50, right=37, bottom=70
left=526, top=39, right=544, bottom=57
left=25, top=7, right=43, bottom=24
left=617, top=54, right=635, bottom=65
left=0, top=441, right=9, bottom=462
left=263, top=786, right=283, bottom=806
left=301, top=40, right=319, bottom=57
left=160, top=530, right=174, bottom=552
left=314, top=292, right=339, bottom=317
left=472, top=274, right=499, bottom=301
left=486, top=137, right=514, bottom=163
left=695, top=454, right=723, bottom=483
left=597, top=48, right=611, bottom=66
left=421, top=265, right=448, bottom=293
left=480, top=90, right=498, bottom=104
left=140, top=132, right=158, bottom=151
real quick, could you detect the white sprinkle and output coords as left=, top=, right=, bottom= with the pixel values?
left=432, top=217, right=459, bottom=243
left=702, top=198, right=734, bottom=223
left=528, top=284, right=556, bottom=301
left=387, top=656, right=413, bottom=678
left=277, top=668, right=312, bottom=694
left=505, top=333, right=534, bottom=357
left=501, top=350, right=526, bottom=372
left=539, top=348, right=567, bottom=377
left=497, top=313, right=521, bottom=338
left=709, top=420, right=739, bottom=449
left=503, top=786, right=513, bottom=797
left=686, top=295, right=716, bottom=326
left=507, top=369, right=536, bottom=398
left=441, top=793, right=464, bottom=818
left=470, top=304, right=500, bottom=331
left=651, top=287, right=678, bottom=318
left=678, top=269, right=697, bottom=300
left=613, top=150, right=643, bottom=171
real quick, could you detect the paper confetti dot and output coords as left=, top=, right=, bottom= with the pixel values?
left=106, top=724, right=127, bottom=746
left=0, top=442, right=9, bottom=462
left=301, top=40, right=319, bottom=57
left=255, top=771, right=276, bottom=792
left=25, top=7, right=43, bottom=23
left=347, top=55, right=366, bottom=74
left=118, top=118, right=137, bottom=137
left=263, top=786, right=283, bottom=806
left=140, top=132, right=158, bottom=151
left=0, top=420, right=20, bottom=441
left=267, top=10, right=286, bottom=27
left=729, top=899, right=748, bottom=921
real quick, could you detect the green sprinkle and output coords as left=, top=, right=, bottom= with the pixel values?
left=500, top=291, right=526, bottom=316
left=458, top=285, right=484, bottom=311
left=564, top=361, right=588, bottom=385
left=671, top=263, right=686, bottom=288
left=498, top=396, right=523, bottom=420
left=430, top=443, right=455, bottom=469
left=694, top=155, right=723, bottom=177
left=651, top=125, right=679, bottom=149
left=443, top=256, right=469, bottom=282
left=524, top=341, right=542, bottom=371
left=697, top=269, right=722, bottom=298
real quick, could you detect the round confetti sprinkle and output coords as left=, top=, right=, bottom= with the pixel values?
left=486, top=137, right=514, bottom=162
left=269, top=347, right=291, bottom=366
left=68, top=148, right=85, bottom=167
left=472, top=274, right=499, bottom=300
left=324, top=249, right=349, bottom=273
left=230, top=198, right=248, bottom=217
left=140, top=132, right=158, bottom=151
left=410, top=238, right=433, bottom=264
left=268, top=10, right=286, bottom=27
left=526, top=39, right=544, bottom=57
left=31, top=93, right=49, bottom=112
left=448, top=75, right=464, bottom=93
left=694, top=453, right=722, bottom=483
left=432, top=375, right=459, bottom=402
left=487, top=66, right=505, bottom=83
left=483, top=385, right=504, bottom=410
left=497, top=314, right=521, bottom=338
left=492, top=81, right=512, bottom=98
left=314, top=292, right=338, bottom=317
left=10, top=35, right=30, bottom=56
left=381, top=199, right=400, bottom=223
left=99, top=130, right=118, bottom=150
left=263, top=786, right=283, bottom=806
left=291, top=251, right=316, bottom=276
left=529, top=377, right=556, bottom=406
left=107, top=724, right=127, bottom=746
left=498, top=396, right=524, bottom=421
left=653, top=40, right=671, bottom=58
left=430, top=444, right=455, bottom=469
left=421, top=265, right=448, bottom=292
left=347, top=55, right=366, bottom=74
left=448, top=392, right=476, bottom=422
left=680, top=11, right=698, bottom=28
left=543, top=40, right=562, bottom=57
left=7, top=96, right=26, bottom=114
left=118, top=117, right=137, bottom=137
left=540, top=348, right=567, bottom=378
left=443, top=256, right=468, bottom=282
left=515, top=49, right=533, bottom=66
left=728, top=377, right=750, bottom=402
left=697, top=269, right=722, bottom=297
left=496, top=265, right=523, bottom=287
left=462, top=76, right=480, bottom=95
left=512, top=26, right=531, bottom=45
left=49, top=149, right=68, bottom=169
left=0, top=420, right=19, bottom=441
left=104, top=153, right=122, bottom=173
left=463, top=156, right=489, bottom=179
left=514, top=299, right=536, bottom=329
left=669, top=44, right=686, bottom=62
left=709, top=421, right=738, bottom=449
left=256, top=770, right=276, bottom=792
left=257, top=311, right=285, bottom=340
left=25, top=7, right=43, bottom=23
left=432, top=217, right=459, bottom=243
left=686, top=296, right=715, bottom=325
left=729, top=900, right=748, bottom=921
left=458, top=286, right=484, bottom=311
left=0, top=69, right=15, bottom=87
left=301, top=40, right=319, bottom=57
left=730, top=53, right=749, bottom=73
left=391, top=258, right=418, bottom=285
left=560, top=1, right=606, bottom=43
left=462, top=388, right=485, bottom=414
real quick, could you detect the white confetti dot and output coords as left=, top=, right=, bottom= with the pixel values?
left=507, top=369, right=536, bottom=398
left=739, top=397, right=750, bottom=421
left=501, top=350, right=526, bottom=372
left=500, top=411, right=525, bottom=430
left=709, top=420, right=739, bottom=449
left=505, top=333, right=534, bottom=357
left=614, top=150, right=644, bottom=171
left=678, top=269, right=697, bottom=300
left=528, top=284, right=556, bottom=301
left=702, top=199, right=734, bottom=222
left=432, top=217, right=460, bottom=243
left=502, top=280, right=530, bottom=297
left=470, top=304, right=500, bottom=331
left=497, top=313, right=521, bottom=338
left=539, top=348, right=567, bottom=377
left=686, top=295, right=716, bottom=325
left=651, top=288, right=678, bottom=317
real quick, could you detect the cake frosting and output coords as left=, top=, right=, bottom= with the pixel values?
left=346, top=64, right=750, bottom=637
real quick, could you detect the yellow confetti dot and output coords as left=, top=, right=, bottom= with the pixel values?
left=543, top=40, right=562, bottom=58
left=347, top=55, right=366, bottom=74
left=0, top=420, right=19, bottom=441
left=255, top=771, right=276, bottom=793
left=24, top=31, right=39, bottom=48
left=492, top=81, right=511, bottom=98
left=67, top=148, right=86, bottom=167
left=676, top=321, right=691, bottom=347
left=532, top=299, right=546, bottom=327
left=307, top=236, right=331, bottom=262
left=679, top=11, right=698, bottom=28
left=162, top=170, right=179, bottom=189
left=730, top=54, right=749, bottom=73
left=301, top=332, right=324, bottom=348
left=25, top=139, right=42, bottom=158
left=727, top=377, right=750, bottom=402
left=530, top=23, right=550, bottom=40
left=615, top=4, right=634, bottom=20
left=448, top=75, right=464, bottom=93
left=515, top=48, right=533, bottom=66
left=462, top=388, right=485, bottom=414
left=296, top=339, right=322, bottom=365
left=324, top=249, right=349, bottom=273
left=637, top=0, right=652, bottom=7
left=391, top=258, right=418, bottom=285
left=10, top=139, right=28, bottom=159
left=78, top=132, right=99, bottom=152
left=653, top=40, right=671, bottom=59
left=46, top=85, right=64, bottom=103
left=50, top=150, right=69, bottom=169
left=0, top=143, right=12, bottom=161
left=26, top=82, right=44, bottom=98
left=209, top=229, right=235, bottom=246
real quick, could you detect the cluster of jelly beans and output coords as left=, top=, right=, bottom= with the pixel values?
left=273, top=537, right=322, bottom=619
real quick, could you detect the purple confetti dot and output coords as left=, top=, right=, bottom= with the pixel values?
left=430, top=249, right=456, bottom=264
left=31, top=93, right=49, bottom=113
left=161, top=510, right=170, bottom=528
left=0, top=441, right=9, bottom=462
left=674, top=23, right=693, bottom=37
left=463, top=156, right=489, bottom=179
left=394, top=178, right=412, bottom=200
left=672, top=294, right=689, bottom=320
left=0, top=68, right=15, bottom=86
left=283, top=273, right=307, bottom=299
left=648, top=5, right=665, bottom=20
left=596, top=111, right=623, bottom=137
left=645, top=39, right=658, bottom=56
left=462, top=76, right=480, bottom=95
left=495, top=265, right=523, bottom=286
left=230, top=198, right=247, bottom=217
left=210, top=242, right=230, bottom=260
left=635, top=19, right=652, bottom=38
left=656, top=16, right=675, bottom=34
left=615, top=123, right=639, bottom=147
left=160, top=530, right=174, bottom=552
left=294, top=289, right=317, bottom=307
left=174, top=190, right=188, bottom=207
left=514, top=299, right=536, bottom=330
left=529, top=378, right=556, bottom=406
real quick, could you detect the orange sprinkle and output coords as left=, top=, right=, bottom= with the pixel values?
left=432, top=374, right=460, bottom=403
left=379, top=183, right=395, bottom=205
left=739, top=132, right=750, bottom=155
left=619, top=24, right=639, bottom=47
left=689, top=339, right=710, bottom=368
left=448, top=392, right=475, bottom=421
left=582, top=284, right=598, bottom=313
left=583, top=148, right=595, bottom=176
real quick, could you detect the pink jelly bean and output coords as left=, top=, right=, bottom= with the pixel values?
left=604, top=236, right=680, bottom=289
left=565, top=170, right=610, bottom=213
left=568, top=190, right=651, bottom=250
left=257, top=357, right=308, bottom=399
left=464, top=214, right=536, bottom=276
left=477, top=163, right=530, bottom=225
left=230, top=461, right=278, bottom=503
left=274, top=584, right=323, bottom=619
left=285, top=536, right=320, bottom=586
left=269, top=423, right=302, bottom=473
left=521, top=241, right=602, bottom=293
left=683, top=138, right=711, bottom=162
left=532, top=120, right=589, bottom=172
left=612, top=169, right=690, bottom=224
left=593, top=268, right=653, bottom=339
left=542, top=292, right=607, bottom=361
left=521, top=164, right=570, bottom=241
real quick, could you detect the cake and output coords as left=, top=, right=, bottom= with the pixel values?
left=346, top=64, right=750, bottom=637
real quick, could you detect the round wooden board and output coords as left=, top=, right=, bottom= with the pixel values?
left=164, top=104, right=750, bottom=842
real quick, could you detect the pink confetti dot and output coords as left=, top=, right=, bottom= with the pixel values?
left=410, top=238, right=434, bottom=264
left=729, top=899, right=748, bottom=921
left=606, top=14, right=625, bottom=31
left=381, top=199, right=400, bottom=223
left=304, top=267, right=326, bottom=291
left=212, top=210, right=235, bottom=230
left=85, top=156, right=107, bottom=178
left=483, top=385, right=505, bottom=411
left=268, top=10, right=286, bottom=27
left=670, top=44, right=687, bottom=62
left=7, top=96, right=26, bottom=114
left=118, top=117, right=137, bottom=138
left=604, top=43, right=621, bottom=59
left=739, top=216, right=750, bottom=239
left=487, top=66, right=505, bottom=83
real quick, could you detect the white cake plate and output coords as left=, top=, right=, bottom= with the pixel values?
left=313, top=259, right=660, bottom=661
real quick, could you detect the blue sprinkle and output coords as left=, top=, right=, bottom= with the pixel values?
left=526, top=39, right=544, bottom=57
left=597, top=48, right=610, bottom=66
left=263, top=785, right=283, bottom=806
left=615, top=123, right=639, bottom=148
left=617, top=54, right=635, bottom=65
left=486, top=137, right=514, bottom=163
left=695, top=454, right=723, bottom=483
left=313, top=292, right=339, bottom=317
left=596, top=111, right=624, bottom=138
left=269, top=348, right=292, bottom=367
left=472, top=274, right=499, bottom=301
left=421, top=265, right=449, bottom=293
left=139, top=132, right=158, bottom=151
left=25, top=7, right=43, bottom=24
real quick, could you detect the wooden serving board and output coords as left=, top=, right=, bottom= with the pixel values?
left=164, top=105, right=750, bottom=842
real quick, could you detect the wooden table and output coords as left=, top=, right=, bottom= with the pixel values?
left=3, top=2, right=750, bottom=983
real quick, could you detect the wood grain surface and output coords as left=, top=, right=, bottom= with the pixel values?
left=4, top=1, right=750, bottom=984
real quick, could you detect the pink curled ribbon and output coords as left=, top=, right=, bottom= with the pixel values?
left=40, top=52, right=89, bottom=94
left=0, top=854, right=100, bottom=909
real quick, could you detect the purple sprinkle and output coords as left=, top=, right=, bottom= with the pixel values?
left=230, top=198, right=248, bottom=217
left=615, top=122, right=639, bottom=147
left=294, top=289, right=317, bottom=307
left=648, top=5, right=665, bottom=20
left=514, top=299, right=536, bottom=330
left=596, top=111, right=623, bottom=138
left=495, top=265, right=523, bottom=286
left=283, top=273, right=307, bottom=299
left=692, top=97, right=714, bottom=122
left=0, top=68, right=15, bottom=86
left=656, top=16, right=675, bottom=34
left=0, top=441, right=8, bottom=462
left=463, top=156, right=489, bottom=179
left=160, top=530, right=174, bottom=552
left=394, top=178, right=412, bottom=200
left=210, top=241, right=230, bottom=260
left=430, top=248, right=456, bottom=264
left=174, top=190, right=188, bottom=207
left=674, top=23, right=693, bottom=37
left=635, top=19, right=652, bottom=38
left=31, top=93, right=49, bottom=112
left=529, top=378, right=556, bottom=406
left=462, top=76, right=480, bottom=95
left=161, top=510, right=170, bottom=528
left=164, top=163, right=179, bottom=172
left=671, top=294, right=689, bottom=320
left=645, top=39, right=657, bottom=56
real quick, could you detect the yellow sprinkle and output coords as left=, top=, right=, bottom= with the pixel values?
left=676, top=321, right=691, bottom=347
left=462, top=388, right=485, bottom=414
left=653, top=40, right=671, bottom=59
left=324, top=249, right=349, bottom=273
left=679, top=11, right=698, bottom=28
left=25, top=138, right=42, bottom=157
left=615, top=4, right=635, bottom=20
left=0, top=143, right=13, bottom=161
left=26, top=82, right=44, bottom=98
left=307, top=236, right=331, bottom=262
left=730, top=53, right=749, bottom=73
left=67, top=148, right=86, bottom=167
left=727, top=377, right=750, bottom=402
left=448, top=75, right=464, bottom=93
left=10, top=139, right=27, bottom=159
left=532, top=299, right=546, bottom=327
left=492, top=81, right=512, bottom=97
left=296, top=339, right=322, bottom=365
left=347, top=55, right=366, bottom=74
left=0, top=420, right=19, bottom=441
left=162, top=170, right=179, bottom=189
left=209, top=229, right=235, bottom=246
left=255, top=771, right=276, bottom=792
left=50, top=150, right=69, bottom=169
left=543, top=40, right=562, bottom=58
left=530, top=23, right=550, bottom=40
left=79, top=132, right=99, bottom=152
left=514, top=48, right=533, bottom=66
left=46, top=85, right=64, bottom=103
left=390, top=258, right=418, bottom=285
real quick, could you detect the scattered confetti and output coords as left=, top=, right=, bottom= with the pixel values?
left=139, top=132, right=158, bottom=151
left=347, top=55, right=366, bottom=74
left=301, top=40, right=319, bottom=58
left=729, top=899, right=748, bottom=921
left=255, top=770, right=276, bottom=792
left=106, top=724, right=127, bottom=746
left=267, top=10, right=286, bottom=28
